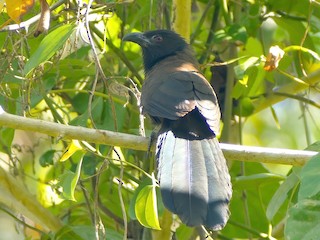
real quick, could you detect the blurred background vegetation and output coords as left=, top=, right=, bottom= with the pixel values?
left=1, top=0, right=320, bottom=239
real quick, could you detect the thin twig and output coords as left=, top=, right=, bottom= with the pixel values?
left=113, top=149, right=128, bottom=240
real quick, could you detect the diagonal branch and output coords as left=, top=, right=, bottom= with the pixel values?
left=0, top=107, right=317, bottom=166
left=253, top=69, right=320, bottom=113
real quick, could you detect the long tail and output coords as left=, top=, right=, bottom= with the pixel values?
left=156, top=131, right=232, bottom=230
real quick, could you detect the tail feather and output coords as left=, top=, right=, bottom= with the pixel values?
left=156, top=131, right=231, bottom=229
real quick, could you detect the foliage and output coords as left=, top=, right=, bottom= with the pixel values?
left=1, top=0, right=320, bottom=239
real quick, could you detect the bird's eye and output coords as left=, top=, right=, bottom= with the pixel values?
left=152, top=35, right=163, bottom=42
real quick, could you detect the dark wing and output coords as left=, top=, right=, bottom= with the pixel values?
left=141, top=70, right=221, bottom=135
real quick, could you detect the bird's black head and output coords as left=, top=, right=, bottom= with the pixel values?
left=123, top=30, right=189, bottom=72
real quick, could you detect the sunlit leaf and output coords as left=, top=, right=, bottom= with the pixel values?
left=59, top=152, right=84, bottom=201
left=60, top=140, right=83, bottom=162
left=129, top=177, right=152, bottom=220
left=234, top=56, right=260, bottom=80
left=233, top=58, right=264, bottom=100
left=175, top=224, right=194, bottom=240
left=0, top=0, right=4, bottom=12
left=6, top=0, right=34, bottom=23
left=0, top=127, right=14, bottom=152
left=24, top=24, right=76, bottom=75
left=135, top=183, right=161, bottom=230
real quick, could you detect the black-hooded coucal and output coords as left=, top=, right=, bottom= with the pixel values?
left=123, top=30, right=232, bottom=230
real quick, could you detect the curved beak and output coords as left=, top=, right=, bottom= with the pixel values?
left=122, top=32, right=150, bottom=47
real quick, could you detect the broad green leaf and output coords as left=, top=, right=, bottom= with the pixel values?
left=266, top=171, right=300, bottom=220
left=233, top=97, right=255, bottom=117
left=129, top=177, right=152, bottom=220
left=274, top=18, right=314, bottom=48
left=226, top=24, right=248, bottom=44
left=213, top=24, right=248, bottom=44
left=284, top=154, right=320, bottom=239
left=175, top=224, right=194, bottom=240
left=55, top=225, right=91, bottom=240
left=56, top=58, right=96, bottom=80
left=298, top=153, right=320, bottom=201
left=238, top=37, right=264, bottom=58
left=135, top=184, right=161, bottom=230
left=0, top=127, right=14, bottom=152
left=285, top=199, right=320, bottom=240
left=39, top=149, right=56, bottom=167
left=233, top=57, right=262, bottom=100
left=246, top=65, right=266, bottom=97
left=234, top=56, right=260, bottom=80
left=234, top=173, right=285, bottom=190
left=24, top=24, right=76, bottom=75
left=59, top=152, right=83, bottom=201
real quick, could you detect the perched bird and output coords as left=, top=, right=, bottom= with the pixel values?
left=123, top=30, right=232, bottom=230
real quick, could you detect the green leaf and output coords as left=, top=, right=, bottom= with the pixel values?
left=305, top=141, right=320, bottom=152
left=266, top=171, right=300, bottom=221
left=298, top=153, right=320, bottom=201
left=129, top=177, right=152, bottom=220
left=0, top=127, right=14, bottom=152
left=226, top=24, right=248, bottom=44
left=284, top=154, right=320, bottom=239
left=274, top=18, right=314, bottom=48
left=234, top=56, right=260, bottom=80
left=175, top=224, right=194, bottom=240
left=234, top=173, right=285, bottom=190
left=233, top=97, right=255, bottom=117
left=55, top=225, right=94, bottom=240
left=214, top=24, right=248, bottom=44
left=59, top=152, right=84, bottom=201
left=270, top=106, right=280, bottom=130
left=39, top=149, right=56, bottom=167
left=285, top=199, right=320, bottom=240
left=24, top=24, right=76, bottom=75
left=135, top=184, right=161, bottom=230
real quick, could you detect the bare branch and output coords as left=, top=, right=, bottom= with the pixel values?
left=253, top=69, right=320, bottom=113
left=0, top=108, right=317, bottom=166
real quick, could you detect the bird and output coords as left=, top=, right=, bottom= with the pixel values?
left=123, top=30, right=232, bottom=230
